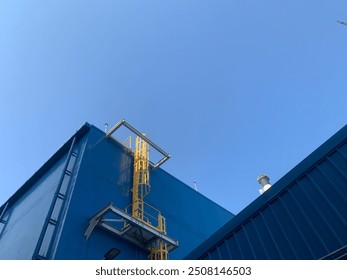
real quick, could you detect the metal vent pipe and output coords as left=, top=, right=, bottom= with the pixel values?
left=257, top=174, right=271, bottom=194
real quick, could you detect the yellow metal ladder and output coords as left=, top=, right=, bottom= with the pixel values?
left=131, top=136, right=169, bottom=260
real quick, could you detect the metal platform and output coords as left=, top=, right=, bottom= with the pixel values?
left=84, top=203, right=179, bottom=252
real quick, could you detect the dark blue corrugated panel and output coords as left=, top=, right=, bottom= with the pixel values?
left=185, top=125, right=347, bottom=260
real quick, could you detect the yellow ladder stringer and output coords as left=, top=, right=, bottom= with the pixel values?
left=131, top=136, right=150, bottom=221
left=131, top=136, right=169, bottom=260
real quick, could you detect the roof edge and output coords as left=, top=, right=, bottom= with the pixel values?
left=0, top=123, right=92, bottom=213
left=184, top=124, right=347, bottom=259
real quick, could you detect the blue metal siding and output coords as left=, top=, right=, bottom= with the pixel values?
left=186, top=125, right=347, bottom=260
left=0, top=155, right=67, bottom=259
left=0, top=124, right=90, bottom=259
left=149, top=167, right=233, bottom=259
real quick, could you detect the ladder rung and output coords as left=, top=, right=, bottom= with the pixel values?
left=57, top=193, right=65, bottom=200
left=48, top=219, right=57, bottom=225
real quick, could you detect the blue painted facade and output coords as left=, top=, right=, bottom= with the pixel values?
left=0, top=123, right=233, bottom=260
left=185, top=125, right=347, bottom=260
left=0, top=155, right=67, bottom=259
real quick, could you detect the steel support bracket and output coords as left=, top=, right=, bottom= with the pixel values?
left=105, top=119, right=170, bottom=169
left=84, top=203, right=179, bottom=252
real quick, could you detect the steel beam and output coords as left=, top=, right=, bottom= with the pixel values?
left=105, top=119, right=170, bottom=169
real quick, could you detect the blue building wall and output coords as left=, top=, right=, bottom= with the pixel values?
left=0, top=155, right=66, bottom=259
left=0, top=126, right=90, bottom=260
left=0, top=123, right=233, bottom=260
left=185, top=125, right=347, bottom=260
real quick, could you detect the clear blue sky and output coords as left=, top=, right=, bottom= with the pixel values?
left=1, top=1, right=347, bottom=214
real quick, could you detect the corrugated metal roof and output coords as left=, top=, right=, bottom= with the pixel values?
left=185, top=125, right=347, bottom=260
